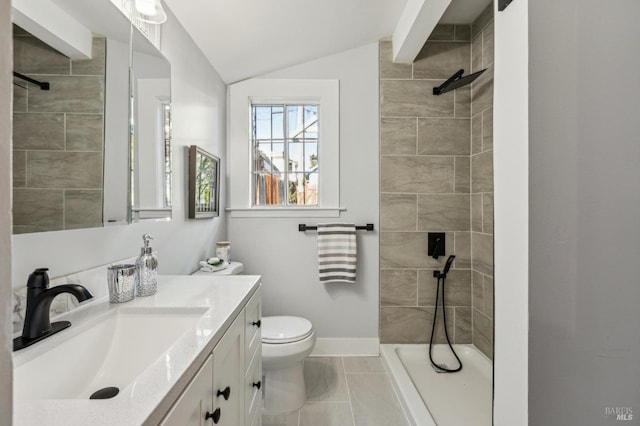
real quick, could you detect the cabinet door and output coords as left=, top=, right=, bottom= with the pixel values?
left=161, top=355, right=213, bottom=426
left=213, top=314, right=244, bottom=426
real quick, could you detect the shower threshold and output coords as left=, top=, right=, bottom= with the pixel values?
left=381, top=344, right=492, bottom=426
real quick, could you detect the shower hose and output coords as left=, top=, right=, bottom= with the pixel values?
left=428, top=272, right=463, bottom=373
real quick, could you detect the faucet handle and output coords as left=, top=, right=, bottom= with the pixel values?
left=27, top=268, right=50, bottom=289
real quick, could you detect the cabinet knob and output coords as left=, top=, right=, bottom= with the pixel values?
left=205, top=408, right=221, bottom=423
left=251, top=320, right=261, bottom=328
left=216, top=386, right=231, bottom=400
left=252, top=381, right=261, bottom=390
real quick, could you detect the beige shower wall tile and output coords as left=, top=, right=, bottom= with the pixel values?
left=471, top=65, right=493, bottom=116
left=473, top=309, right=494, bottom=359
left=13, top=83, right=27, bottom=112
left=484, top=275, right=494, bottom=318
left=27, top=151, right=103, bottom=189
left=482, top=21, right=495, bottom=68
left=380, top=232, right=452, bottom=269
left=71, top=38, right=106, bottom=76
left=483, top=193, right=494, bottom=234
left=380, top=269, right=417, bottom=307
left=379, top=41, right=412, bottom=79
left=27, top=75, right=105, bottom=113
left=66, top=114, right=104, bottom=151
left=418, top=118, right=470, bottom=155
left=471, top=193, right=482, bottom=232
left=380, top=194, right=417, bottom=231
left=483, top=107, right=494, bottom=151
left=14, top=35, right=70, bottom=75
left=455, top=25, right=471, bottom=42
left=454, top=232, right=471, bottom=269
left=13, top=113, right=64, bottom=150
left=417, top=194, right=470, bottom=231
left=454, top=156, right=470, bottom=193
left=471, top=3, right=494, bottom=39
left=428, top=24, right=455, bottom=41
left=455, top=306, right=472, bottom=343
left=381, top=80, right=454, bottom=117
left=471, top=113, right=482, bottom=154
left=472, top=232, right=494, bottom=275
left=381, top=118, right=416, bottom=155
left=13, top=151, right=27, bottom=188
left=13, top=188, right=63, bottom=228
left=381, top=156, right=454, bottom=193
left=380, top=306, right=431, bottom=343
left=472, top=271, right=485, bottom=314
left=471, top=33, right=482, bottom=74
left=65, top=190, right=103, bottom=230
left=454, top=87, right=471, bottom=118
left=471, top=150, right=493, bottom=193
left=418, top=269, right=471, bottom=306
left=413, top=42, right=471, bottom=80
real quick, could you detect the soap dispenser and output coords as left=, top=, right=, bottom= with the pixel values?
left=135, top=234, right=158, bottom=297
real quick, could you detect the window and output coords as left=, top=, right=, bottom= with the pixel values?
left=251, top=104, right=319, bottom=206
left=228, top=79, right=339, bottom=217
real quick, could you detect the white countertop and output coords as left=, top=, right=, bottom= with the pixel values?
left=12, top=274, right=261, bottom=426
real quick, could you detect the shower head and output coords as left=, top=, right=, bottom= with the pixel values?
left=433, top=68, right=487, bottom=96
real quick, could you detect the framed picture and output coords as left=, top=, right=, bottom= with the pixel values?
left=188, top=145, right=220, bottom=219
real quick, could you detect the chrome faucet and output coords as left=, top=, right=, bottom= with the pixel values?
left=13, top=268, right=93, bottom=351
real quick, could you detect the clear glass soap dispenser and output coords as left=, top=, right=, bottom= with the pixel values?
left=135, top=234, right=158, bottom=297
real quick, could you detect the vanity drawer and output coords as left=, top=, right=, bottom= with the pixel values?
left=244, top=288, right=262, bottom=368
left=245, top=345, right=263, bottom=425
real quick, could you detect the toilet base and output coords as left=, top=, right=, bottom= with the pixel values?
left=262, top=360, right=306, bottom=414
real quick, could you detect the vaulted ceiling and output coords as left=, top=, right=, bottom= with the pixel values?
left=164, top=0, right=491, bottom=83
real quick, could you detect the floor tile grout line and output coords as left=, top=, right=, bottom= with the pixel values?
left=341, top=357, right=357, bottom=426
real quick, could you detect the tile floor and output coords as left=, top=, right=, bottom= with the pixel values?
left=262, top=356, right=410, bottom=426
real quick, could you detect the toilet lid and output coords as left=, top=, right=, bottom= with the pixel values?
left=262, top=316, right=313, bottom=344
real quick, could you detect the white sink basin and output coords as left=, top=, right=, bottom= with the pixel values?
left=14, top=307, right=208, bottom=400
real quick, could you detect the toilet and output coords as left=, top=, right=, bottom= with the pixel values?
left=261, top=315, right=316, bottom=414
left=194, top=261, right=316, bottom=414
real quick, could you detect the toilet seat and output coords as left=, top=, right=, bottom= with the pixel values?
left=262, top=316, right=313, bottom=344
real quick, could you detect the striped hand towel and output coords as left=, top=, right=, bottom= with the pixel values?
left=317, top=223, right=357, bottom=283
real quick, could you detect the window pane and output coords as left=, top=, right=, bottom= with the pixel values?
left=304, top=142, right=318, bottom=171
left=288, top=142, right=303, bottom=172
left=303, top=106, right=318, bottom=139
left=254, top=173, right=285, bottom=206
left=253, top=106, right=272, bottom=140
left=305, top=172, right=319, bottom=205
left=271, top=106, right=284, bottom=140
left=255, top=142, right=272, bottom=172
left=271, top=142, right=285, bottom=172
left=287, top=106, right=304, bottom=141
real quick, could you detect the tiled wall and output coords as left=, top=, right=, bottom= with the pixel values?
left=470, top=5, right=494, bottom=359
left=12, top=25, right=105, bottom=234
left=379, top=25, right=473, bottom=344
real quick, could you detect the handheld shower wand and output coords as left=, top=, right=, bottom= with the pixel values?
left=429, top=255, right=463, bottom=373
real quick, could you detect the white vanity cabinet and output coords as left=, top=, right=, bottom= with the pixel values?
left=161, top=287, right=262, bottom=426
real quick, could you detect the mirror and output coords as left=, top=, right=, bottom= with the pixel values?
left=129, top=30, right=172, bottom=222
left=11, top=0, right=172, bottom=233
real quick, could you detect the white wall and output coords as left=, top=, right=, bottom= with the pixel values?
left=228, top=43, right=380, bottom=341
left=0, top=0, right=13, bottom=421
left=493, top=0, right=528, bottom=424
left=528, top=0, right=640, bottom=425
left=11, top=6, right=228, bottom=286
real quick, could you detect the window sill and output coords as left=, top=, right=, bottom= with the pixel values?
left=226, top=207, right=345, bottom=218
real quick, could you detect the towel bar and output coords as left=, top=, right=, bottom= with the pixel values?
left=298, top=224, right=374, bottom=232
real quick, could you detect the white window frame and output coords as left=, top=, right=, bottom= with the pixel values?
left=228, top=79, right=340, bottom=218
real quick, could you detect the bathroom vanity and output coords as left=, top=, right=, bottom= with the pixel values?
left=12, top=275, right=262, bottom=426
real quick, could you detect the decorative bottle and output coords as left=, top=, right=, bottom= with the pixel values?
left=135, top=234, right=158, bottom=297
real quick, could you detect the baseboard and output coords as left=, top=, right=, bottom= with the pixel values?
left=309, top=338, right=380, bottom=357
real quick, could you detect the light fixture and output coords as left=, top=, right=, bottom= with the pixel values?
left=124, top=0, right=167, bottom=24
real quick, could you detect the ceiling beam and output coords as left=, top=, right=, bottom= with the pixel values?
left=392, top=0, right=452, bottom=63
left=12, top=0, right=93, bottom=60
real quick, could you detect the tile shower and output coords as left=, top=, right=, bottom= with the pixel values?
left=379, top=4, right=494, bottom=359
left=12, top=25, right=105, bottom=234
